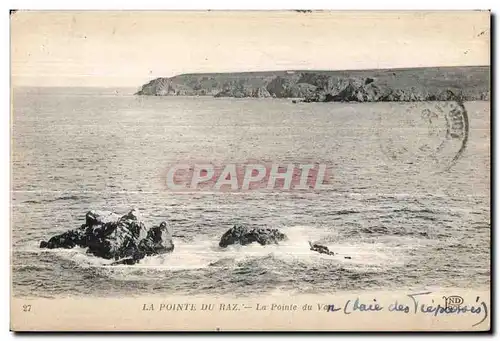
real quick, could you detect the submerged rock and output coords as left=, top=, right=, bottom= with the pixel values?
left=308, top=241, right=335, bottom=256
left=39, top=209, right=174, bottom=264
left=219, top=224, right=288, bottom=248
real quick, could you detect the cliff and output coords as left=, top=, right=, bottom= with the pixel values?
left=135, top=66, right=490, bottom=102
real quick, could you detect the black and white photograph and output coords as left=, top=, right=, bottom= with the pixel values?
left=9, top=10, right=491, bottom=331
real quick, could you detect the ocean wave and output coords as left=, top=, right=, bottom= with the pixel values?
left=330, top=209, right=361, bottom=215
left=22, top=195, right=83, bottom=205
left=11, top=264, right=52, bottom=272
left=392, top=208, right=438, bottom=214
left=26, top=226, right=406, bottom=281
left=345, top=224, right=434, bottom=239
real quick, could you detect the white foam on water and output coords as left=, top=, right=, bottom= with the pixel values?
left=136, top=238, right=226, bottom=270
left=30, top=225, right=412, bottom=272
left=269, top=226, right=420, bottom=271
left=126, top=225, right=329, bottom=270
left=128, top=225, right=408, bottom=271
left=34, top=246, right=116, bottom=268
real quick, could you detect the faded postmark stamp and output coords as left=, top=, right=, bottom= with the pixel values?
left=377, top=100, right=469, bottom=174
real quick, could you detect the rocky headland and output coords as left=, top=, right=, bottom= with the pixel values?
left=135, top=66, right=490, bottom=102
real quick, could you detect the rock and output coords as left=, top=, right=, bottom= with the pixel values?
left=219, top=224, right=288, bottom=248
left=135, top=78, right=171, bottom=96
left=136, top=78, right=200, bottom=96
left=266, top=76, right=295, bottom=98
left=109, top=257, right=138, bottom=266
left=138, top=221, right=175, bottom=256
left=308, top=241, right=335, bottom=256
left=214, top=80, right=256, bottom=98
left=297, top=73, right=332, bottom=88
left=437, top=89, right=462, bottom=101
left=39, top=209, right=174, bottom=264
left=252, top=87, right=272, bottom=98
left=303, top=76, right=466, bottom=103
left=39, top=227, right=85, bottom=249
left=85, top=210, right=121, bottom=227
left=286, top=83, right=317, bottom=98
left=326, top=79, right=364, bottom=102
left=265, top=76, right=316, bottom=98
left=84, top=209, right=149, bottom=260
left=215, top=86, right=272, bottom=98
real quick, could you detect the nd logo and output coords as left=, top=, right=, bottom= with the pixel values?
left=443, top=295, right=464, bottom=309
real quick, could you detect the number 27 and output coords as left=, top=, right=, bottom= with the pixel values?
left=22, top=304, right=31, bottom=312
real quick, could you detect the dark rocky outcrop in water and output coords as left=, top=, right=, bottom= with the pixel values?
left=39, top=209, right=174, bottom=265
left=219, top=224, right=288, bottom=248
left=308, top=241, right=335, bottom=256
left=135, top=66, right=490, bottom=102
left=217, top=227, right=344, bottom=258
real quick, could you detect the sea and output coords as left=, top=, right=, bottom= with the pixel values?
left=11, top=87, right=490, bottom=298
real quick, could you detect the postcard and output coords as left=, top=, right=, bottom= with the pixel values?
left=10, top=10, right=491, bottom=331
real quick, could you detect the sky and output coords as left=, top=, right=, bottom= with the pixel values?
left=11, top=11, right=490, bottom=88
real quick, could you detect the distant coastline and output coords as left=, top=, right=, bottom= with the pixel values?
left=135, top=66, right=490, bottom=103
